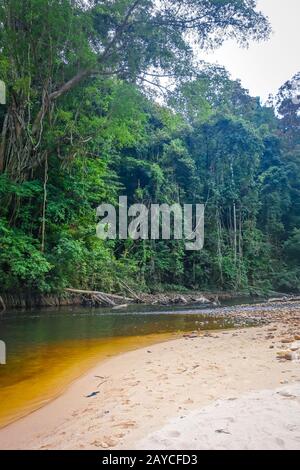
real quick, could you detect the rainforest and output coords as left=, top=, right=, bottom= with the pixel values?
left=0, top=0, right=300, bottom=304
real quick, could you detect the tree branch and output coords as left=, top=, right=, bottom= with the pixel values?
left=32, top=0, right=143, bottom=136
left=49, top=68, right=93, bottom=101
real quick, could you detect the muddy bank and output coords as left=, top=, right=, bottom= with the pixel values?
left=0, top=293, right=83, bottom=310
left=0, top=290, right=255, bottom=311
left=3, top=288, right=298, bottom=312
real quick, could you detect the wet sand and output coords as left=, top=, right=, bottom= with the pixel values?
left=0, top=305, right=300, bottom=450
left=0, top=333, right=174, bottom=428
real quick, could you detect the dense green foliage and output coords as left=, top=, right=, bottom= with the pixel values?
left=0, top=1, right=299, bottom=295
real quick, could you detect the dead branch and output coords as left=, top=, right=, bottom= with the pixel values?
left=118, top=280, right=142, bottom=302
left=65, top=288, right=133, bottom=303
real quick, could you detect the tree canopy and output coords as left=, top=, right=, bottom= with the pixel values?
left=1, top=1, right=299, bottom=296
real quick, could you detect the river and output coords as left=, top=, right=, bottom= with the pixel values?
left=0, top=300, right=261, bottom=428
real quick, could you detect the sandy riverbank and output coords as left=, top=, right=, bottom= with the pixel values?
left=137, top=383, right=300, bottom=450
left=0, top=306, right=300, bottom=450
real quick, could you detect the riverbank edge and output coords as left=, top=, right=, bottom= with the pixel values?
left=0, top=332, right=177, bottom=430
left=0, top=304, right=299, bottom=450
left=0, top=289, right=269, bottom=311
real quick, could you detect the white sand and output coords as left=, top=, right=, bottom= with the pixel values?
left=138, top=384, right=300, bottom=450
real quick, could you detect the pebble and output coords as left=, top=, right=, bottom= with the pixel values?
left=277, top=351, right=293, bottom=361
left=281, top=338, right=294, bottom=344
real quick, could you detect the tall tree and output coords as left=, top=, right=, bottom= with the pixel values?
left=275, top=71, right=300, bottom=151
left=0, top=0, right=270, bottom=180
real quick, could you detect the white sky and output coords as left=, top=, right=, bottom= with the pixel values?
left=203, top=0, right=300, bottom=102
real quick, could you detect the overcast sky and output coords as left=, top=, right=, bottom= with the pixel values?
left=203, top=0, right=300, bottom=102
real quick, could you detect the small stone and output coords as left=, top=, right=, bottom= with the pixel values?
left=183, top=333, right=198, bottom=339
left=281, top=338, right=294, bottom=344
left=277, top=351, right=294, bottom=361
left=93, top=437, right=117, bottom=449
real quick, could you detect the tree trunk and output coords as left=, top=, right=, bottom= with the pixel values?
left=233, top=202, right=237, bottom=268
left=216, top=209, right=223, bottom=285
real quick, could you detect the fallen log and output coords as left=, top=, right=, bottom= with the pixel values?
left=95, top=293, right=116, bottom=307
left=65, top=288, right=133, bottom=303
left=118, top=280, right=142, bottom=302
left=193, top=295, right=211, bottom=304
left=268, top=296, right=300, bottom=303
left=112, top=304, right=129, bottom=310
left=91, top=293, right=115, bottom=307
